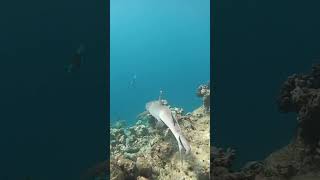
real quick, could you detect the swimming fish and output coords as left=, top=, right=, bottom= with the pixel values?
left=65, top=44, right=85, bottom=73
left=129, top=74, right=137, bottom=88
left=146, top=94, right=191, bottom=163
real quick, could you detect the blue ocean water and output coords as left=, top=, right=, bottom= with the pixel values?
left=110, top=0, right=210, bottom=125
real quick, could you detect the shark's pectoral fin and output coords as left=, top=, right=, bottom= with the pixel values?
left=136, top=111, right=149, bottom=119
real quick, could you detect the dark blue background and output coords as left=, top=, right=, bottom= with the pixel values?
left=212, top=0, right=320, bottom=167
left=0, top=0, right=108, bottom=179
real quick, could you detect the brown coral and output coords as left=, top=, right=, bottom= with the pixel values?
left=278, top=64, right=320, bottom=147
left=197, top=83, right=211, bottom=112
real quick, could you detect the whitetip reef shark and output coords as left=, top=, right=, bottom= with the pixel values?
left=145, top=91, right=191, bottom=163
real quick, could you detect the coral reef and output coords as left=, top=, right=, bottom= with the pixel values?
left=278, top=64, right=320, bottom=146
left=211, top=146, right=263, bottom=180
left=212, top=64, right=320, bottom=180
left=197, top=82, right=210, bottom=113
left=265, top=63, right=320, bottom=179
left=110, top=87, right=210, bottom=180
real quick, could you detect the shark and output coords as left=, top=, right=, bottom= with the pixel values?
left=145, top=92, right=191, bottom=163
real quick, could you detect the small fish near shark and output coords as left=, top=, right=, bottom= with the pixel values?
left=145, top=91, right=191, bottom=164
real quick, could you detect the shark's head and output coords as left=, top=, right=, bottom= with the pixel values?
left=146, top=101, right=161, bottom=111
left=145, top=101, right=153, bottom=111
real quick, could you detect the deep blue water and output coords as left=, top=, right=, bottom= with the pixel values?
left=213, top=0, right=320, bottom=168
left=0, top=0, right=107, bottom=179
left=110, top=0, right=210, bottom=126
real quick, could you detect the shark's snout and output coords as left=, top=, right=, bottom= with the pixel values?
left=145, top=102, right=152, bottom=111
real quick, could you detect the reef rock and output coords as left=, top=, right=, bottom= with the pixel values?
left=110, top=161, right=125, bottom=180
left=278, top=64, right=320, bottom=146
left=211, top=64, right=320, bottom=180
left=197, top=82, right=210, bottom=113
left=136, top=156, right=152, bottom=178
left=273, top=64, right=320, bottom=177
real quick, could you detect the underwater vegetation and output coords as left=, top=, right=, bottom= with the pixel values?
left=110, top=83, right=210, bottom=180
left=212, top=64, right=320, bottom=180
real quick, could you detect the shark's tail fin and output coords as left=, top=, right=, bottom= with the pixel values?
left=178, top=135, right=191, bottom=155
left=177, top=138, right=183, bottom=165
left=173, top=112, right=191, bottom=155
left=177, top=135, right=191, bottom=166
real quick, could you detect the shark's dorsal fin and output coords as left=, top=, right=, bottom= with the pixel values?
left=158, top=90, right=163, bottom=103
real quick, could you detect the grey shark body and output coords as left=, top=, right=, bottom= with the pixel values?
left=146, top=100, right=191, bottom=157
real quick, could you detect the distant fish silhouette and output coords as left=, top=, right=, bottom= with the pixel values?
left=65, top=44, right=85, bottom=73
left=129, top=74, right=137, bottom=88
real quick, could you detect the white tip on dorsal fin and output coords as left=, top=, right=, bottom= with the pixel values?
left=158, top=90, right=163, bottom=103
